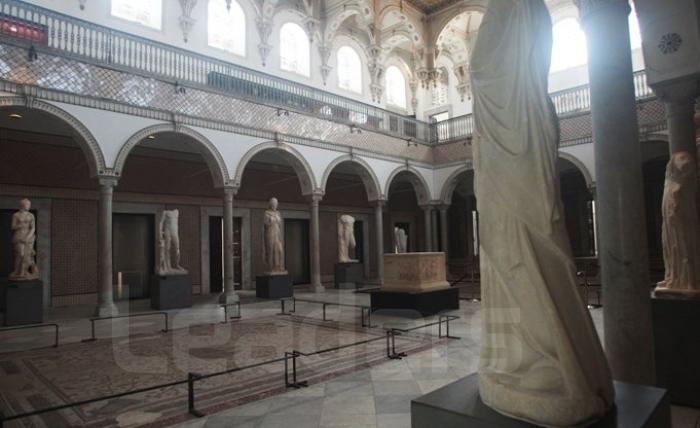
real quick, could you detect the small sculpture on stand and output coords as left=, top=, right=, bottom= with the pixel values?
left=263, top=197, right=287, bottom=275
left=10, top=198, right=39, bottom=281
left=157, top=209, right=187, bottom=276
left=394, top=227, right=408, bottom=254
left=338, top=215, right=357, bottom=263
left=655, top=151, right=700, bottom=298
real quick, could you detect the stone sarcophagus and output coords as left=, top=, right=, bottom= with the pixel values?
left=382, top=253, right=449, bottom=292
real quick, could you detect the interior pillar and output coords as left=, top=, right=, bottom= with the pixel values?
left=373, top=200, right=386, bottom=283
left=439, top=205, right=450, bottom=256
left=422, top=206, right=433, bottom=252
left=577, top=0, right=655, bottom=384
left=96, top=176, right=118, bottom=317
left=220, top=186, right=239, bottom=304
left=309, top=193, right=324, bottom=293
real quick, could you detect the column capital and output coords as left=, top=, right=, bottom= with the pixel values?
left=222, top=185, right=239, bottom=197
left=437, top=203, right=451, bottom=212
left=652, top=78, right=700, bottom=107
left=307, top=192, right=323, bottom=204
left=371, top=199, right=387, bottom=208
left=97, top=175, right=118, bottom=188
left=575, top=0, right=630, bottom=24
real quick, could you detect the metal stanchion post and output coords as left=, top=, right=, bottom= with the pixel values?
left=188, top=373, right=204, bottom=417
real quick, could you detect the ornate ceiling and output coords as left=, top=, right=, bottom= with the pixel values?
left=403, top=0, right=462, bottom=14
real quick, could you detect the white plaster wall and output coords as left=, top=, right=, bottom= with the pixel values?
left=433, top=163, right=472, bottom=201
left=360, top=156, right=409, bottom=197
left=191, top=126, right=269, bottom=179
left=46, top=101, right=165, bottom=169
left=291, top=144, right=348, bottom=191
left=560, top=144, right=596, bottom=184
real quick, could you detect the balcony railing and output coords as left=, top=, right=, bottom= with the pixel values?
left=0, top=0, right=431, bottom=142
left=0, top=0, right=656, bottom=146
left=432, top=70, right=654, bottom=144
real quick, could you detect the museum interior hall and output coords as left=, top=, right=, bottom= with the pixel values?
left=0, top=0, right=699, bottom=427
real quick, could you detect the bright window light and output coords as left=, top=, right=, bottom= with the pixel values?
left=111, top=0, right=162, bottom=30
left=208, top=0, right=246, bottom=56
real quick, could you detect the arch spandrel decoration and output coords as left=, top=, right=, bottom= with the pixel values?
left=385, top=165, right=431, bottom=206
left=320, top=155, right=382, bottom=202
left=234, top=141, right=317, bottom=196
left=0, top=96, right=106, bottom=177
left=114, top=123, right=231, bottom=188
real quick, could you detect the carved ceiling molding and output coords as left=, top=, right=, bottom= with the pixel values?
left=178, top=0, right=198, bottom=43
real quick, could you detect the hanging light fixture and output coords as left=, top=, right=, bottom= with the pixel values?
left=225, top=0, right=232, bottom=12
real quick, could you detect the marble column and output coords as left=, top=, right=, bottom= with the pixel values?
left=431, top=208, right=440, bottom=252
left=310, top=194, right=324, bottom=293
left=577, top=0, right=655, bottom=384
left=374, top=200, right=385, bottom=283
left=422, top=206, right=433, bottom=252
left=220, top=187, right=239, bottom=304
left=96, top=177, right=118, bottom=317
left=656, top=80, right=700, bottom=155
left=439, top=205, right=449, bottom=256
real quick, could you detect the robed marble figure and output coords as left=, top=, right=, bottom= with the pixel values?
left=338, top=215, right=357, bottom=263
left=263, top=197, right=287, bottom=275
left=9, top=198, right=39, bottom=280
left=656, top=151, right=700, bottom=296
left=158, top=209, right=187, bottom=275
left=394, top=227, right=407, bottom=254
left=470, top=1, right=614, bottom=425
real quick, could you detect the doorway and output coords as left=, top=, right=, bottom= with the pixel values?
left=284, top=219, right=310, bottom=285
left=209, top=216, right=243, bottom=293
left=112, top=213, right=155, bottom=300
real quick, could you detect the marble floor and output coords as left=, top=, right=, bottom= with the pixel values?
left=1, top=289, right=698, bottom=428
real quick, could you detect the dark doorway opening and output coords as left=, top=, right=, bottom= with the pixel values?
left=285, top=219, right=310, bottom=285
left=113, top=213, right=155, bottom=301
left=354, top=220, right=364, bottom=263
left=209, top=216, right=243, bottom=293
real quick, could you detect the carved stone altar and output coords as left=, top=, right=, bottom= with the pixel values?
left=370, top=253, right=457, bottom=316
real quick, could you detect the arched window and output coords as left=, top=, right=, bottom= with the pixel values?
left=111, top=0, right=162, bottom=29
left=550, top=18, right=588, bottom=72
left=385, top=65, right=407, bottom=109
left=337, top=46, right=362, bottom=93
left=208, top=0, right=246, bottom=56
left=280, top=23, right=310, bottom=76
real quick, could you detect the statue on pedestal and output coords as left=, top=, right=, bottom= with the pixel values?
left=263, top=197, right=287, bottom=275
left=157, top=209, right=187, bottom=276
left=470, top=1, right=613, bottom=425
left=655, top=151, right=700, bottom=297
left=9, top=198, right=39, bottom=281
left=394, top=227, right=407, bottom=254
left=338, top=215, right=357, bottom=263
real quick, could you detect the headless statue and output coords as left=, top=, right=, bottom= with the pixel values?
left=338, top=215, right=357, bottom=263
left=158, top=209, right=187, bottom=275
left=394, top=227, right=407, bottom=254
left=470, top=1, right=613, bottom=425
left=9, top=198, right=39, bottom=281
left=263, top=197, right=287, bottom=275
left=656, top=152, right=700, bottom=297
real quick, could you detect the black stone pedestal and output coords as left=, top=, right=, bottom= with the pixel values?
left=0, top=279, right=43, bottom=326
left=334, top=262, right=364, bottom=289
left=652, top=296, right=700, bottom=408
left=412, top=373, right=670, bottom=428
left=150, top=275, right=193, bottom=310
left=370, top=287, right=459, bottom=317
left=256, top=274, right=293, bottom=299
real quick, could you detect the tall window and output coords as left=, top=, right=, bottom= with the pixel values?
left=111, top=0, right=162, bottom=29
left=431, top=81, right=448, bottom=106
left=385, top=66, right=407, bottom=109
left=208, top=0, right=246, bottom=56
left=337, top=46, right=362, bottom=93
left=550, top=18, right=588, bottom=72
left=280, top=23, right=310, bottom=76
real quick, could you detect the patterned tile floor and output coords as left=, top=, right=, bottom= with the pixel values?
left=1, top=289, right=698, bottom=428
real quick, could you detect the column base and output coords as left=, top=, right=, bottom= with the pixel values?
left=95, top=303, right=118, bottom=318
left=219, top=291, right=240, bottom=305
left=312, top=284, right=325, bottom=293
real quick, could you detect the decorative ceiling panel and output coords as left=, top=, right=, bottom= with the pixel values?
left=404, top=0, right=461, bottom=14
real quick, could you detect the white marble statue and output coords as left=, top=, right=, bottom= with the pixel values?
left=9, top=198, right=39, bottom=281
left=263, top=197, right=287, bottom=275
left=338, top=215, right=357, bottom=263
left=470, top=1, right=614, bottom=426
left=394, top=227, right=407, bottom=254
left=655, top=152, right=700, bottom=297
left=157, top=209, right=187, bottom=275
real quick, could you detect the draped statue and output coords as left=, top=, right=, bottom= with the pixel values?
left=9, top=198, right=39, bottom=281
left=337, top=215, right=357, bottom=263
left=157, top=209, right=187, bottom=275
left=394, top=227, right=408, bottom=254
left=470, top=1, right=614, bottom=425
left=263, top=197, right=287, bottom=275
left=655, top=151, right=700, bottom=297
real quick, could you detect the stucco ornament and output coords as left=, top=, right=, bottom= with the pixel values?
left=9, top=198, right=39, bottom=281
left=470, top=1, right=614, bottom=426
left=263, top=197, right=287, bottom=275
left=157, top=209, right=188, bottom=276
left=338, top=215, right=357, bottom=263
left=655, top=151, right=700, bottom=297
